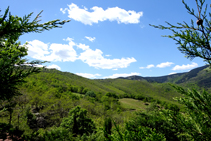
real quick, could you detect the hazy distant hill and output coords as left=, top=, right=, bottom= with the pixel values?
left=119, top=65, right=211, bottom=89
left=118, top=72, right=186, bottom=83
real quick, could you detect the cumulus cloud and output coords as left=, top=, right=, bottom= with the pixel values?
left=77, top=43, right=90, bottom=50
left=140, top=62, right=174, bottom=69
left=172, top=62, right=198, bottom=70
left=104, top=72, right=140, bottom=79
left=60, top=3, right=143, bottom=25
left=46, top=64, right=61, bottom=70
left=27, top=40, right=77, bottom=62
left=139, top=64, right=154, bottom=69
left=78, top=48, right=136, bottom=69
left=146, top=64, right=155, bottom=69
left=85, top=36, right=96, bottom=42
left=76, top=73, right=101, bottom=78
left=156, top=62, right=174, bottom=68
left=27, top=38, right=136, bottom=70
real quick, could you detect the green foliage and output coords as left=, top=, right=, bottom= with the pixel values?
left=85, top=91, right=96, bottom=98
left=150, top=0, right=211, bottom=140
left=167, top=85, right=211, bottom=140
left=60, top=106, right=96, bottom=136
left=103, top=117, right=112, bottom=140
left=111, top=120, right=166, bottom=141
left=36, top=127, right=73, bottom=141
left=0, top=7, right=69, bottom=101
left=106, top=92, right=119, bottom=99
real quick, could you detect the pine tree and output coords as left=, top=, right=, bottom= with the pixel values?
left=0, top=7, right=70, bottom=102
left=0, top=6, right=70, bottom=140
left=151, top=0, right=211, bottom=140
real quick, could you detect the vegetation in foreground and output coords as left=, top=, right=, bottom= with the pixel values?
left=1, top=0, right=211, bottom=140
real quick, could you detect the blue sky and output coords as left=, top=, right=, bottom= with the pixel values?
left=2, top=0, right=210, bottom=79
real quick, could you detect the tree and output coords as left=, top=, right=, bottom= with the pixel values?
left=0, top=7, right=70, bottom=102
left=150, top=0, right=211, bottom=65
left=60, top=106, right=96, bottom=136
left=150, top=0, right=211, bottom=140
left=85, top=91, right=96, bottom=98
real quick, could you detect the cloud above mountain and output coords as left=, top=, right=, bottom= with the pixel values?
left=172, top=62, right=198, bottom=70
left=104, top=72, right=141, bottom=79
left=26, top=38, right=136, bottom=70
left=140, top=62, right=174, bottom=69
left=157, top=62, right=174, bottom=68
left=76, top=73, right=101, bottom=78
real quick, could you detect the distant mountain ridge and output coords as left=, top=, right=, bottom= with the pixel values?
left=118, top=65, right=210, bottom=85
left=118, top=72, right=186, bottom=83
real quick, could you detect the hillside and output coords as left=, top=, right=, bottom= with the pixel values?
left=118, top=72, right=185, bottom=83
left=1, top=66, right=210, bottom=140
left=119, top=65, right=210, bottom=89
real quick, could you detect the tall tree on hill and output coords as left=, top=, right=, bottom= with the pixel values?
left=151, top=0, right=211, bottom=140
left=0, top=7, right=70, bottom=103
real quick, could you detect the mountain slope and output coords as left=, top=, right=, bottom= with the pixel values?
left=119, top=72, right=186, bottom=83
left=20, top=68, right=181, bottom=104
left=119, top=65, right=210, bottom=89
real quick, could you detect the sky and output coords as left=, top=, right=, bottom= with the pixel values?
left=2, top=0, right=210, bottom=79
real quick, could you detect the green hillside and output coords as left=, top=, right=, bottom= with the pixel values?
left=1, top=65, right=210, bottom=140
left=21, top=68, right=182, bottom=104
left=120, top=65, right=211, bottom=92
left=1, top=66, right=210, bottom=140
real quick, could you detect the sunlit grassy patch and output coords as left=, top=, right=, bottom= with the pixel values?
left=119, top=98, right=150, bottom=111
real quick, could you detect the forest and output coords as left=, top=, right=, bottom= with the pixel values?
left=1, top=0, right=211, bottom=140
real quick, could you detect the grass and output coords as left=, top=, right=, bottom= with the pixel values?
left=119, top=98, right=150, bottom=111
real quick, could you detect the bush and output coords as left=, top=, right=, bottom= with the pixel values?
left=85, top=91, right=96, bottom=98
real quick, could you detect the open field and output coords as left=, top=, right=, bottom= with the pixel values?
left=119, top=98, right=150, bottom=111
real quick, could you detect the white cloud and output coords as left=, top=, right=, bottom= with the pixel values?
left=78, top=48, right=136, bottom=69
left=156, top=62, right=174, bottom=68
left=172, top=62, right=198, bottom=70
left=60, top=3, right=143, bottom=25
left=77, top=43, right=89, bottom=50
left=27, top=39, right=136, bottom=70
left=27, top=40, right=50, bottom=59
left=168, top=72, right=177, bottom=75
left=85, top=36, right=96, bottom=42
left=46, top=64, right=61, bottom=70
left=76, top=73, right=101, bottom=78
left=105, top=54, right=111, bottom=57
left=63, top=37, right=74, bottom=42
left=27, top=40, right=77, bottom=62
left=146, top=64, right=155, bottom=69
left=139, top=67, right=145, bottom=69
left=139, top=64, right=154, bottom=69
left=104, top=72, right=140, bottom=79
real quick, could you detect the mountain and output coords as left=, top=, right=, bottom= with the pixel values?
left=118, top=72, right=186, bottom=83
left=19, top=68, right=182, bottom=104
left=119, top=65, right=210, bottom=88
left=18, top=65, right=211, bottom=108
